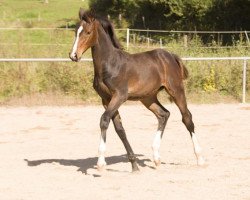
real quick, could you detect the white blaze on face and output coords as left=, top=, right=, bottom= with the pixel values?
left=70, top=26, right=83, bottom=58
left=152, top=130, right=162, bottom=161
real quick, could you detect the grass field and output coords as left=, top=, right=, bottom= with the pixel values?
left=0, top=0, right=249, bottom=105
left=0, top=0, right=89, bottom=28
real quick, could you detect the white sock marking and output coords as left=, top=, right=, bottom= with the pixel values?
left=152, top=130, right=162, bottom=161
left=70, top=26, right=83, bottom=58
left=97, top=136, right=106, bottom=167
left=191, top=132, right=205, bottom=165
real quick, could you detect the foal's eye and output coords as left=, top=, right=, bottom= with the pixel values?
left=86, top=31, right=91, bottom=35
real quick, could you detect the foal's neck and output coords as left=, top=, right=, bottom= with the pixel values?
left=91, top=25, right=115, bottom=72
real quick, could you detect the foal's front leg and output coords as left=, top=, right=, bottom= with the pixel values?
left=97, top=93, right=126, bottom=171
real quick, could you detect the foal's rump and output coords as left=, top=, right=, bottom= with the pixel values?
left=133, top=49, right=188, bottom=83
left=171, top=53, right=189, bottom=80
left=155, top=49, right=189, bottom=95
left=154, top=49, right=188, bottom=80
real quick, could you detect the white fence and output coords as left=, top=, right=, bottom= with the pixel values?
left=0, top=57, right=249, bottom=103
left=1, top=28, right=250, bottom=49
left=126, top=29, right=250, bottom=49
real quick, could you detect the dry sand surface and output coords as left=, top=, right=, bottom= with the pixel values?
left=0, top=104, right=250, bottom=200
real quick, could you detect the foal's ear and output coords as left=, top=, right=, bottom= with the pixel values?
left=79, top=7, right=85, bottom=20
left=88, top=9, right=96, bottom=22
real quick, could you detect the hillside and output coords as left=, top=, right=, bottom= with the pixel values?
left=0, top=0, right=89, bottom=28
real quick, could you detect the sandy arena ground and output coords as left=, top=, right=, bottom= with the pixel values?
left=0, top=104, right=250, bottom=200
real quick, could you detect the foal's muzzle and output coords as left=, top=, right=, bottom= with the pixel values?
left=69, top=52, right=80, bottom=62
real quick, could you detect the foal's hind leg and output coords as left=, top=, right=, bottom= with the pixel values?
left=141, top=96, right=170, bottom=167
left=170, top=87, right=205, bottom=166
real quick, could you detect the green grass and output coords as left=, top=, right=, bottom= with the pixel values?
left=0, top=0, right=89, bottom=28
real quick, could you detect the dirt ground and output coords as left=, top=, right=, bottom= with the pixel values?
left=0, top=104, right=250, bottom=200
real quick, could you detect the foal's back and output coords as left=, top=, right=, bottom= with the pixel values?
left=114, top=48, right=185, bottom=98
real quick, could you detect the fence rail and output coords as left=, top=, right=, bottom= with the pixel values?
left=1, top=28, right=250, bottom=49
left=0, top=27, right=249, bottom=34
left=0, top=57, right=249, bottom=103
left=0, top=58, right=92, bottom=62
left=1, top=57, right=249, bottom=61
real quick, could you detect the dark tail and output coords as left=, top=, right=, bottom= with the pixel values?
left=172, top=54, right=189, bottom=80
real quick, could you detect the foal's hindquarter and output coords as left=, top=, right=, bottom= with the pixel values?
left=92, top=24, right=205, bottom=172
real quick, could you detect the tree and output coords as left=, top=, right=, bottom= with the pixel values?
left=206, top=0, right=250, bottom=31
left=89, top=0, right=138, bottom=27
left=89, top=0, right=249, bottom=31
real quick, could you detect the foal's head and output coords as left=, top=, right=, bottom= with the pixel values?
left=69, top=8, right=97, bottom=62
left=69, top=8, right=122, bottom=62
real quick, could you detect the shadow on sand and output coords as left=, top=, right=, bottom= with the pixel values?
left=24, top=154, right=158, bottom=176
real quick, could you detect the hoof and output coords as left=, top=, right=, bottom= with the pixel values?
left=197, top=157, right=206, bottom=166
left=97, top=163, right=106, bottom=172
left=132, top=163, right=140, bottom=173
left=132, top=169, right=140, bottom=174
left=154, top=159, right=161, bottom=167
left=132, top=167, right=140, bottom=173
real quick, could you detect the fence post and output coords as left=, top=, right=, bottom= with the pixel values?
left=126, top=28, right=130, bottom=50
left=245, top=31, right=250, bottom=45
left=147, top=38, right=150, bottom=47
left=242, top=59, right=247, bottom=103
left=160, top=38, right=162, bottom=48
left=183, top=35, right=188, bottom=48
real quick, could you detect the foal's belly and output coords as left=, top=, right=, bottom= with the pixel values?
left=127, top=81, right=162, bottom=100
left=128, top=91, right=160, bottom=101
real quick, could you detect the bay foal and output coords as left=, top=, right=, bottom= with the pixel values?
left=69, top=9, right=205, bottom=172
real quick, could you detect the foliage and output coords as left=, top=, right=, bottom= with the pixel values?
left=206, top=0, right=250, bottom=31
left=89, top=0, right=138, bottom=28
left=202, top=67, right=216, bottom=92
left=0, top=62, right=98, bottom=103
left=89, top=0, right=250, bottom=32
left=0, top=39, right=249, bottom=104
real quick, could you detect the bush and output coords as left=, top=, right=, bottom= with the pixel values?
left=0, top=62, right=98, bottom=103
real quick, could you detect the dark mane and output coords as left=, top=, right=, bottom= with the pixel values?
left=83, top=10, right=123, bottom=49
left=97, top=17, right=123, bottom=49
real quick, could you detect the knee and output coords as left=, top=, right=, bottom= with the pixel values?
left=100, top=113, right=111, bottom=130
left=158, top=110, right=170, bottom=124
left=164, top=110, right=170, bottom=119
